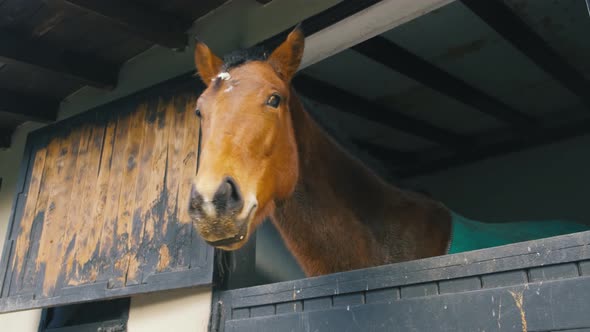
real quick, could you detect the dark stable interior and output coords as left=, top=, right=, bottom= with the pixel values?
left=218, top=0, right=590, bottom=290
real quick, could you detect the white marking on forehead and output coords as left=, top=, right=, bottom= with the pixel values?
left=224, top=85, right=233, bottom=93
left=217, top=72, right=231, bottom=80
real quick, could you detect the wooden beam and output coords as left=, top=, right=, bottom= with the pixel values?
left=0, top=30, right=119, bottom=89
left=257, top=0, right=381, bottom=50
left=0, top=90, right=59, bottom=123
left=351, top=36, right=535, bottom=126
left=460, top=0, right=590, bottom=108
left=352, top=140, right=420, bottom=166
left=397, top=117, right=590, bottom=178
left=62, top=0, right=192, bottom=49
left=293, top=74, right=468, bottom=149
left=0, top=128, right=14, bottom=148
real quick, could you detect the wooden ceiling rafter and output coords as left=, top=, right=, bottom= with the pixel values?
left=352, top=140, right=420, bottom=166
left=0, top=128, right=15, bottom=149
left=0, top=89, right=60, bottom=123
left=397, top=116, right=590, bottom=178
left=0, top=29, right=119, bottom=89
left=351, top=36, right=536, bottom=126
left=460, top=0, right=590, bottom=109
left=61, top=0, right=192, bottom=49
left=257, top=0, right=382, bottom=50
left=293, top=74, right=468, bottom=149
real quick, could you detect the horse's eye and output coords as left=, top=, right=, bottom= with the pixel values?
left=195, top=108, right=202, bottom=118
left=266, top=94, right=281, bottom=108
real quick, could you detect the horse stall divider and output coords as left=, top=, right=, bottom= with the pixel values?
left=210, top=231, right=590, bottom=332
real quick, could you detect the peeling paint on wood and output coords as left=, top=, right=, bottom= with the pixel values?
left=1, top=92, right=204, bottom=305
left=509, top=290, right=528, bottom=332
left=9, top=145, right=47, bottom=294
left=157, top=245, right=171, bottom=273
left=37, top=130, right=83, bottom=297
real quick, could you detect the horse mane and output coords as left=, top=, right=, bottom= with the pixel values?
left=221, top=45, right=269, bottom=71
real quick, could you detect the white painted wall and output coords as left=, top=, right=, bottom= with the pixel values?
left=127, top=287, right=212, bottom=332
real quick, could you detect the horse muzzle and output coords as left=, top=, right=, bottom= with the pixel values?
left=189, top=179, right=258, bottom=250
left=204, top=221, right=249, bottom=248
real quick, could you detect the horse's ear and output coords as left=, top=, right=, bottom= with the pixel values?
left=194, top=40, right=224, bottom=85
left=268, top=25, right=305, bottom=82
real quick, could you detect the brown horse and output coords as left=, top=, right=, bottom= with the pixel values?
left=188, top=26, right=452, bottom=277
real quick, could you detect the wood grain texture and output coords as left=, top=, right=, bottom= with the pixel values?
left=9, top=145, right=47, bottom=294
left=37, top=130, right=82, bottom=297
left=0, top=88, right=206, bottom=308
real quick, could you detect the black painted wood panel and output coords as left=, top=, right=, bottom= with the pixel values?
left=212, top=231, right=590, bottom=332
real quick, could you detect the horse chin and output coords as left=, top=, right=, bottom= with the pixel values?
left=207, top=226, right=252, bottom=251
left=196, top=208, right=258, bottom=249
left=194, top=200, right=264, bottom=251
left=216, top=238, right=248, bottom=251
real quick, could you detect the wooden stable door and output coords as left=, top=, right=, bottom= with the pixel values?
left=0, top=77, right=213, bottom=313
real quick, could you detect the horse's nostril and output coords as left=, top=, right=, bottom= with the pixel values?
left=225, top=177, right=241, bottom=204
left=213, top=176, right=243, bottom=213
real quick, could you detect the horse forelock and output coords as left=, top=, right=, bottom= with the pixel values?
left=221, top=45, right=269, bottom=72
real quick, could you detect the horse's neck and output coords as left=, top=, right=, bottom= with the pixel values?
left=290, top=93, right=392, bottom=212
left=272, top=90, right=402, bottom=276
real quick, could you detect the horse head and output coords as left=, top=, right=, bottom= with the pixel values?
left=189, top=27, right=305, bottom=250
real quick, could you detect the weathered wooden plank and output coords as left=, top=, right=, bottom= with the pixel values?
left=36, top=128, right=83, bottom=297
left=55, top=125, right=94, bottom=293
left=140, top=100, right=178, bottom=280
left=156, top=98, right=188, bottom=273
left=19, top=138, right=62, bottom=294
left=96, top=112, right=132, bottom=285
left=64, top=124, right=105, bottom=286
left=76, top=121, right=116, bottom=285
left=134, top=99, right=172, bottom=284
left=173, top=96, right=199, bottom=269
left=125, top=104, right=155, bottom=286
left=9, top=146, right=48, bottom=294
left=111, top=108, right=146, bottom=288
left=52, top=126, right=94, bottom=295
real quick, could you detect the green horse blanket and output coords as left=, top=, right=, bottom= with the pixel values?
left=448, top=212, right=590, bottom=254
